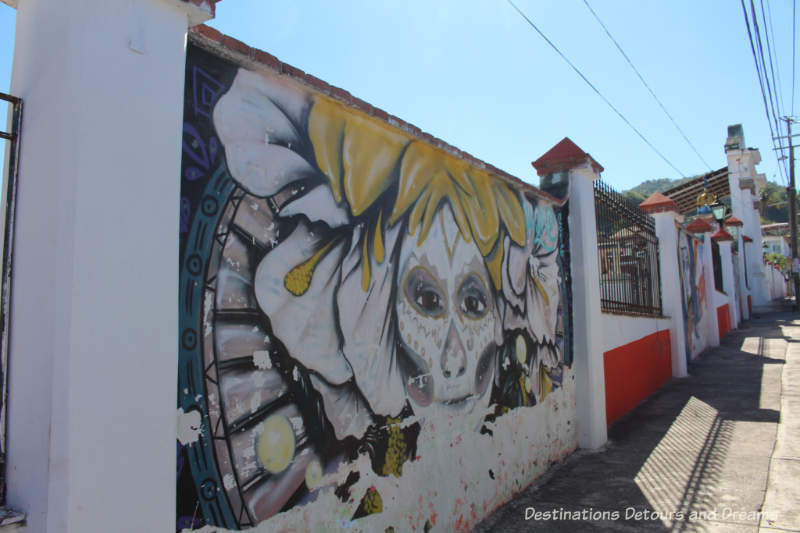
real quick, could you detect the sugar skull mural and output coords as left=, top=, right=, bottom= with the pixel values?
left=178, top=42, right=572, bottom=531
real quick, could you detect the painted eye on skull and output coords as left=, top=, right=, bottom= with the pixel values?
left=404, top=266, right=446, bottom=318
left=457, top=274, right=490, bottom=319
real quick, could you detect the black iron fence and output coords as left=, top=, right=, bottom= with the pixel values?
left=594, top=180, right=663, bottom=316
left=0, top=91, right=22, bottom=504
left=711, top=239, right=724, bottom=293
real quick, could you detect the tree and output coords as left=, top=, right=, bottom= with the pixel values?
left=765, top=252, right=792, bottom=281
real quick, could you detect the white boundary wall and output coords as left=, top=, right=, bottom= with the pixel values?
left=4, top=1, right=210, bottom=531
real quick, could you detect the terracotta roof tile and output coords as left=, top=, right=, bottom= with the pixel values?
left=711, top=228, right=734, bottom=242
left=724, top=215, right=744, bottom=227
left=685, top=218, right=713, bottom=234
left=531, top=137, right=603, bottom=176
left=640, top=192, right=678, bottom=214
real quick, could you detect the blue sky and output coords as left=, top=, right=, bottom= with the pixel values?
left=1, top=1, right=797, bottom=192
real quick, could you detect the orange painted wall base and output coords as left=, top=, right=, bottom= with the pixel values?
left=604, top=330, right=672, bottom=425
left=717, top=304, right=731, bottom=339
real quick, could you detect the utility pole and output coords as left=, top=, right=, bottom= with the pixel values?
left=782, top=117, right=799, bottom=310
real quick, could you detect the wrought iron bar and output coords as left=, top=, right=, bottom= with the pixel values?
left=593, top=179, right=663, bottom=316
left=0, top=92, right=22, bottom=505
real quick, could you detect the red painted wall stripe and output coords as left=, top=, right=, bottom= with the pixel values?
left=717, top=304, right=731, bottom=339
left=604, top=330, right=672, bottom=425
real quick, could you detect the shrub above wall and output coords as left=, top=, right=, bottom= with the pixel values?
left=175, top=30, right=577, bottom=532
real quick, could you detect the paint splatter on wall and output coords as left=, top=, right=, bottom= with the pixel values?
left=177, top=42, right=576, bottom=532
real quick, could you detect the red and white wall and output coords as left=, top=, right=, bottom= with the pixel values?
left=601, top=315, right=672, bottom=425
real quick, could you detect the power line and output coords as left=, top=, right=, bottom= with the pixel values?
left=753, top=0, right=791, bottom=185
left=763, top=0, right=786, bottom=114
left=741, top=0, right=790, bottom=186
left=505, top=0, right=685, bottom=177
left=760, top=0, right=785, bottom=119
left=751, top=0, right=782, bottom=146
left=581, top=0, right=713, bottom=172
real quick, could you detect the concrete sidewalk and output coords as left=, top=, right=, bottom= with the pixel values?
left=474, top=301, right=800, bottom=533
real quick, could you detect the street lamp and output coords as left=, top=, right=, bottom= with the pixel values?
left=725, top=215, right=743, bottom=253
left=711, top=203, right=727, bottom=223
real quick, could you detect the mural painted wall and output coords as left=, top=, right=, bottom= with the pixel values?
left=676, top=225, right=710, bottom=361
left=177, top=41, right=575, bottom=532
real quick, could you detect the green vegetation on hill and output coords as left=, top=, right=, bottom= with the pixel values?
left=623, top=176, right=791, bottom=225
left=621, top=176, right=698, bottom=206
left=760, top=181, right=790, bottom=224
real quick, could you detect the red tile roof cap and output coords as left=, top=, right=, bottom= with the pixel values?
left=686, top=218, right=713, bottom=234
left=724, top=215, right=744, bottom=227
left=711, top=228, right=734, bottom=242
left=742, top=235, right=753, bottom=243
left=639, top=192, right=678, bottom=213
left=531, top=137, right=604, bottom=177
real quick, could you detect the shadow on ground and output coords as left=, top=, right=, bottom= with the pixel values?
left=472, top=305, right=796, bottom=533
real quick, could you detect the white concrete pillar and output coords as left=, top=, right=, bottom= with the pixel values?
left=648, top=209, right=688, bottom=378
left=533, top=138, right=607, bottom=449
left=725, top=143, right=754, bottom=319
left=4, top=1, right=213, bottom=531
left=700, top=230, right=721, bottom=347
left=744, top=194, right=768, bottom=306
left=566, top=163, right=608, bottom=449
left=718, top=240, right=738, bottom=329
left=740, top=236, right=761, bottom=319
left=738, top=245, right=750, bottom=321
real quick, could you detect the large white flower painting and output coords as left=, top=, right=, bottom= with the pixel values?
left=178, top=46, right=571, bottom=531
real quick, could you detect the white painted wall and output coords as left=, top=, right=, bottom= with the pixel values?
left=651, top=211, right=688, bottom=377
left=744, top=190, right=768, bottom=305
left=601, top=313, right=673, bottom=353
left=4, top=0, right=206, bottom=531
left=762, top=235, right=789, bottom=300
left=713, top=288, right=727, bottom=316
left=568, top=164, right=607, bottom=450
left=699, top=230, right=720, bottom=349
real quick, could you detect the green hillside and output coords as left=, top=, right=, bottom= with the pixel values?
left=621, top=176, right=698, bottom=205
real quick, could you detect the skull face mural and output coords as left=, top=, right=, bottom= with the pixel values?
left=177, top=43, right=572, bottom=531
left=396, top=205, right=502, bottom=417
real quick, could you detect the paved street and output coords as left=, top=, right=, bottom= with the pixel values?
left=474, top=300, right=800, bottom=533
